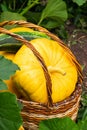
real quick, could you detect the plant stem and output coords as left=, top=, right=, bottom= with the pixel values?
left=38, top=17, right=43, bottom=25
left=20, top=0, right=39, bottom=16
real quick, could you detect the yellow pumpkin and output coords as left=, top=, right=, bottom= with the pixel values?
left=12, top=38, right=78, bottom=103
left=18, top=126, right=24, bottom=130
left=0, top=51, right=15, bottom=60
left=9, top=27, right=34, bottom=32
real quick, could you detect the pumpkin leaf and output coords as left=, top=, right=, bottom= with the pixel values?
left=39, top=117, right=79, bottom=130
left=77, top=119, right=87, bottom=130
left=38, top=0, right=68, bottom=26
left=0, top=11, right=26, bottom=29
left=72, top=0, right=87, bottom=6
left=0, top=92, right=22, bottom=130
left=0, top=79, right=8, bottom=90
left=41, top=18, right=64, bottom=29
left=0, top=55, right=20, bottom=80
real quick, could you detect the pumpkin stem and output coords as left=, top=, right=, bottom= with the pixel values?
left=48, top=66, right=66, bottom=75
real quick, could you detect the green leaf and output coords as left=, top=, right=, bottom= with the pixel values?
left=0, top=92, right=22, bottom=130
left=78, top=120, right=87, bottom=130
left=38, top=0, right=68, bottom=25
left=72, top=0, right=87, bottom=6
left=0, top=79, right=8, bottom=90
left=0, top=11, right=26, bottom=29
left=25, top=11, right=41, bottom=24
left=39, top=117, right=79, bottom=130
left=0, top=55, right=20, bottom=80
left=41, top=19, right=64, bottom=29
left=0, top=3, right=8, bottom=11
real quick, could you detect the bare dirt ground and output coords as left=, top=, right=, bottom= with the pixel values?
left=67, top=28, right=87, bottom=91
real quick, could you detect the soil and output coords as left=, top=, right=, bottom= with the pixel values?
left=66, top=26, right=87, bottom=91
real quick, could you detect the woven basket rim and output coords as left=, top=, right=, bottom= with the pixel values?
left=18, top=83, right=82, bottom=129
left=18, top=83, right=82, bottom=108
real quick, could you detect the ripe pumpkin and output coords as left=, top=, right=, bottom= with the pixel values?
left=0, top=51, right=15, bottom=60
left=19, top=126, right=24, bottom=130
left=12, top=38, right=78, bottom=103
left=10, top=27, right=34, bottom=32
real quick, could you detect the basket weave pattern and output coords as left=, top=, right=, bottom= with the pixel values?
left=19, top=84, right=82, bottom=130
left=0, top=21, right=83, bottom=130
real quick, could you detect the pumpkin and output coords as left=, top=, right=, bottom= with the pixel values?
left=9, top=27, right=35, bottom=33
left=19, top=126, right=24, bottom=130
left=0, top=51, right=15, bottom=60
left=12, top=38, right=78, bottom=103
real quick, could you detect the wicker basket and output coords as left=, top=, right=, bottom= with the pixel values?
left=0, top=21, right=83, bottom=130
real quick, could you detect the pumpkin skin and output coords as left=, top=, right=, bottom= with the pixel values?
left=0, top=51, right=15, bottom=60
left=12, top=38, right=78, bottom=103
left=10, top=27, right=34, bottom=32
left=18, top=126, right=24, bottom=130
